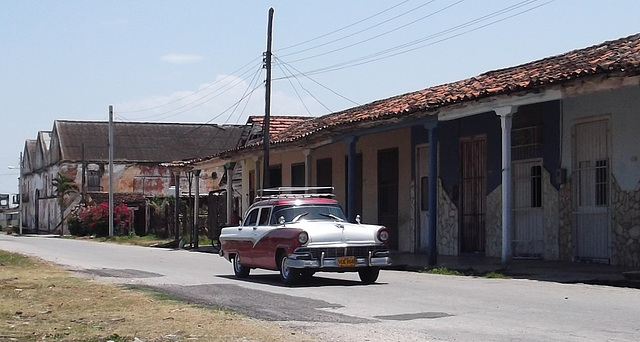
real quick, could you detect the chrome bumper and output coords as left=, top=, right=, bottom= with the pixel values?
left=285, top=250, right=392, bottom=269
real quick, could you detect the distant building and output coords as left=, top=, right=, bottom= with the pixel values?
left=19, top=120, right=244, bottom=235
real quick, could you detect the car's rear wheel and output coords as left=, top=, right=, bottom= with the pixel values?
left=358, top=267, right=380, bottom=284
left=279, top=253, right=300, bottom=285
left=232, top=254, right=250, bottom=278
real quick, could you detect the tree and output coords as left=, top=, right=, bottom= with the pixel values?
left=52, top=172, right=79, bottom=236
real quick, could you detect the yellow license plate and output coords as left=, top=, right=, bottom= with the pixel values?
left=338, top=256, right=356, bottom=267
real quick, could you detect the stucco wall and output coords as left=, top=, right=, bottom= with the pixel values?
left=562, top=85, right=640, bottom=190
left=268, top=149, right=308, bottom=187
left=355, top=128, right=413, bottom=252
left=312, top=141, right=348, bottom=204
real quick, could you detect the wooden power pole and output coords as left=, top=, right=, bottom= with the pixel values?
left=262, top=7, right=274, bottom=189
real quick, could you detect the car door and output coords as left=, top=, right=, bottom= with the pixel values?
left=233, top=207, right=259, bottom=264
left=249, top=207, right=275, bottom=268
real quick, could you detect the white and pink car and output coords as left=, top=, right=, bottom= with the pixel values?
left=219, top=188, right=392, bottom=285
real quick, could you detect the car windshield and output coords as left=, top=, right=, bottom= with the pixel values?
left=271, top=204, right=347, bottom=224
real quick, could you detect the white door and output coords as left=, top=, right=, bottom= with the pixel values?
left=416, top=145, right=430, bottom=252
left=512, top=160, right=544, bottom=258
left=573, top=118, right=610, bottom=262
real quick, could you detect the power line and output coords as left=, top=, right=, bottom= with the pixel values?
left=281, top=0, right=549, bottom=78
left=118, top=57, right=262, bottom=116
left=274, top=59, right=315, bottom=114
left=278, top=0, right=411, bottom=52
left=274, top=56, right=360, bottom=109
left=221, top=60, right=266, bottom=125
left=279, top=0, right=437, bottom=58
left=119, top=62, right=264, bottom=122
left=284, top=0, right=459, bottom=64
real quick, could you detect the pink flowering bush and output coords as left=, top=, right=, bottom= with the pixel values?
left=68, top=203, right=133, bottom=237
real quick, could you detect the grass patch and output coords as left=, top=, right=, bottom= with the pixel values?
left=421, top=266, right=512, bottom=279
left=0, top=250, right=313, bottom=342
left=95, top=234, right=174, bottom=247
left=424, top=267, right=464, bottom=276
left=73, top=234, right=215, bottom=248
left=483, top=271, right=511, bottom=279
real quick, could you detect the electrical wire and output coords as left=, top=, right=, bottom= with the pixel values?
left=122, top=61, right=264, bottom=122
left=117, top=57, right=262, bottom=118
left=279, top=0, right=438, bottom=58
left=278, top=0, right=411, bottom=52
left=274, top=56, right=360, bottom=109
left=280, top=0, right=550, bottom=78
left=284, top=0, right=460, bottom=64
left=221, top=60, right=265, bottom=125
left=274, top=59, right=314, bottom=115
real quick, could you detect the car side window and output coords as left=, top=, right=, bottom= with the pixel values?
left=258, top=207, right=272, bottom=226
left=244, top=209, right=259, bottom=226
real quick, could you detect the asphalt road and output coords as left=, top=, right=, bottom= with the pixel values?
left=1, top=234, right=639, bottom=342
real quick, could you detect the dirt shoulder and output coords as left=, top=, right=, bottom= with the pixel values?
left=0, top=250, right=315, bottom=342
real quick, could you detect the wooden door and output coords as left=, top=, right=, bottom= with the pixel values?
left=459, top=136, right=486, bottom=253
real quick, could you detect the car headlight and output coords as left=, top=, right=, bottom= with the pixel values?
left=298, top=231, right=309, bottom=244
left=377, top=228, right=389, bottom=243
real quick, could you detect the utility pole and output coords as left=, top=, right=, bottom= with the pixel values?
left=18, top=152, right=22, bottom=235
left=108, top=105, right=114, bottom=237
left=262, top=7, right=274, bottom=189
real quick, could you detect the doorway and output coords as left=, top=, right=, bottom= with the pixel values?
left=459, top=136, right=487, bottom=253
left=573, top=118, right=610, bottom=262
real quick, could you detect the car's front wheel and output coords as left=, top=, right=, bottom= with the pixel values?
left=232, top=254, right=250, bottom=278
left=358, top=267, right=380, bottom=284
left=279, top=254, right=300, bottom=285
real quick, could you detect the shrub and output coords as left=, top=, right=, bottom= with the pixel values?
left=67, top=203, right=134, bottom=237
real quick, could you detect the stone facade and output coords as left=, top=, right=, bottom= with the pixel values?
left=437, top=179, right=458, bottom=256
left=447, top=167, right=560, bottom=260
left=542, top=168, right=560, bottom=260
left=557, top=180, right=573, bottom=261
left=485, top=185, right=502, bottom=257
left=611, top=176, right=640, bottom=267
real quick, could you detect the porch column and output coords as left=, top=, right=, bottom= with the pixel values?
left=303, top=149, right=311, bottom=186
left=193, top=169, right=200, bottom=248
left=426, top=122, right=439, bottom=266
left=174, top=172, right=180, bottom=242
left=226, top=163, right=234, bottom=225
left=346, top=136, right=359, bottom=222
left=495, top=106, right=516, bottom=266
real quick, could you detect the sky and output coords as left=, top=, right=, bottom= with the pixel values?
left=1, top=0, right=640, bottom=195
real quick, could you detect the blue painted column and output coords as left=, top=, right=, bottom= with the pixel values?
left=495, top=106, right=515, bottom=267
left=346, top=136, right=359, bottom=222
left=426, top=122, right=439, bottom=266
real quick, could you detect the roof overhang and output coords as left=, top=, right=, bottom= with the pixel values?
left=438, top=88, right=562, bottom=121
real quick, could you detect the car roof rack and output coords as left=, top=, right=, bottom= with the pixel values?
left=254, top=186, right=335, bottom=201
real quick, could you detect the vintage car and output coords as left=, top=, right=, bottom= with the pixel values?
left=219, top=187, right=392, bottom=285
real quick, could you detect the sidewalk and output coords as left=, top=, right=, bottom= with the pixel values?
left=192, top=244, right=640, bottom=288
left=390, top=252, right=640, bottom=288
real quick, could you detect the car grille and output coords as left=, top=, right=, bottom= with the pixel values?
left=294, top=245, right=389, bottom=259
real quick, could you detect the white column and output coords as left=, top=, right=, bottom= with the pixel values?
left=495, top=106, right=516, bottom=266
left=303, top=149, right=312, bottom=186
left=226, top=165, right=233, bottom=225
left=193, top=169, right=200, bottom=248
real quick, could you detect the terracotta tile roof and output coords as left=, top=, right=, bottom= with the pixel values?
left=167, top=115, right=315, bottom=167
left=246, top=115, right=315, bottom=139
left=271, top=33, right=640, bottom=145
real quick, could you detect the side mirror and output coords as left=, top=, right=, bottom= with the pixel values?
left=355, top=215, right=361, bottom=224
left=278, top=216, right=286, bottom=225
